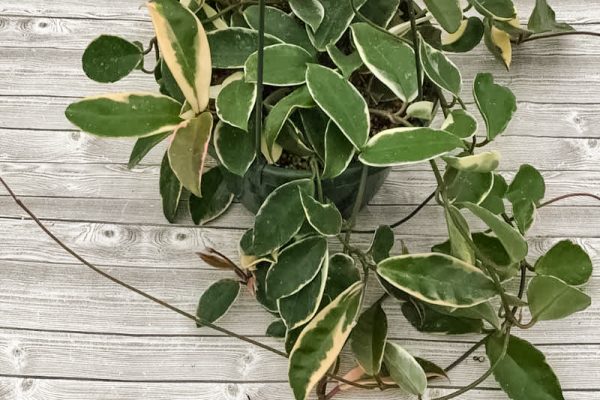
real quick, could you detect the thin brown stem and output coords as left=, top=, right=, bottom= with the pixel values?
left=539, top=192, right=600, bottom=208
left=519, top=30, right=600, bottom=44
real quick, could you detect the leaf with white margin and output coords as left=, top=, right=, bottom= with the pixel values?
left=207, top=27, right=282, bottom=68
left=189, top=167, right=234, bottom=225
left=148, top=0, right=211, bottom=113
left=479, top=173, right=508, bottom=214
left=65, top=93, right=182, bottom=138
left=214, top=121, right=255, bottom=177
left=420, top=36, right=462, bottom=96
left=535, top=240, right=592, bottom=286
left=473, top=72, right=517, bottom=141
left=278, top=257, right=328, bottom=330
left=359, top=0, right=400, bottom=28
left=445, top=205, right=476, bottom=265
left=306, top=64, right=369, bottom=150
left=216, top=72, right=256, bottom=131
left=383, top=342, right=427, bottom=395
left=245, top=44, right=314, bottom=86
left=446, top=169, right=494, bottom=205
left=484, top=18, right=513, bottom=69
left=441, top=109, right=478, bottom=139
left=359, top=127, right=464, bottom=167
left=469, top=0, right=516, bottom=21
left=377, top=253, right=498, bottom=307
left=322, top=121, right=355, bottom=179
left=253, top=179, right=315, bottom=256
left=300, top=191, right=342, bottom=236
left=167, top=112, right=213, bottom=197
left=326, top=45, right=363, bottom=79
left=196, top=279, right=240, bottom=326
left=288, top=0, right=324, bottom=32
left=528, top=276, right=591, bottom=322
left=462, top=202, right=528, bottom=263
left=443, top=151, right=501, bottom=173
left=264, top=86, right=315, bottom=161
left=288, top=281, right=363, bottom=400
left=350, top=301, right=388, bottom=376
left=351, top=22, right=418, bottom=103
left=308, top=0, right=368, bottom=51
left=442, top=17, right=485, bottom=53
left=406, top=101, right=434, bottom=120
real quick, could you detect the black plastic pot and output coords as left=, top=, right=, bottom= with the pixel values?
left=222, top=161, right=390, bottom=219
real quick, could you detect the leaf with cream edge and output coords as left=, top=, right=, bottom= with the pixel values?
left=189, top=168, right=234, bottom=225
left=322, top=121, right=355, bottom=179
left=350, top=301, right=388, bottom=376
left=306, top=64, right=369, bottom=150
left=359, top=127, right=464, bottom=167
left=377, top=253, right=498, bottom=307
left=159, top=152, right=183, bottom=223
left=351, top=23, right=418, bottom=103
left=148, top=0, right=211, bottom=113
left=484, top=18, right=513, bottom=69
left=383, top=342, right=427, bottom=395
left=473, top=73, right=517, bottom=141
left=288, top=281, right=363, bottom=400
left=535, top=240, right=592, bottom=286
left=288, top=0, right=324, bottom=32
left=299, top=191, right=342, bottom=236
left=419, top=36, right=462, bottom=96
left=245, top=44, right=314, bottom=86
left=326, top=46, right=363, bottom=79
left=196, top=279, right=240, bottom=326
left=424, top=0, right=462, bottom=33
left=406, top=101, right=434, bottom=121
left=216, top=73, right=256, bottom=131
left=278, top=257, right=328, bottom=330
left=253, top=179, right=314, bottom=256
left=167, top=112, right=212, bottom=197
left=480, top=173, right=508, bottom=214
left=462, top=202, right=528, bottom=263
left=308, top=0, right=367, bottom=51
left=469, top=0, right=516, bottom=21
left=263, top=86, right=315, bottom=161
left=442, top=109, right=478, bottom=138
left=65, top=93, right=182, bottom=138
left=444, top=151, right=501, bottom=173
left=214, top=121, right=255, bottom=177
left=442, top=17, right=485, bottom=53
left=266, top=236, right=327, bottom=300
left=528, top=276, right=591, bottom=322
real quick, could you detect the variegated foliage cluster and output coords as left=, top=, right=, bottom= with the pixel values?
left=66, top=0, right=592, bottom=399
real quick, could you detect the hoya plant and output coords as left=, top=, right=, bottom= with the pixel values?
left=62, top=0, right=596, bottom=399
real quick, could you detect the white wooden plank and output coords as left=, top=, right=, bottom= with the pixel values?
left=0, top=329, right=598, bottom=389
left=0, top=260, right=598, bottom=344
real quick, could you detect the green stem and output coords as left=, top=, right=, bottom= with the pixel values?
left=406, top=0, right=423, bottom=100
left=311, top=158, right=324, bottom=202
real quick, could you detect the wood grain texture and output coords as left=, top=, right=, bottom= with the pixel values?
left=0, top=1, right=599, bottom=398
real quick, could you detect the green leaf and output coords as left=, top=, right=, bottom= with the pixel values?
left=420, top=36, right=462, bottom=96
left=377, top=253, right=497, bottom=307
left=128, top=132, right=170, bottom=169
left=487, top=334, right=565, bottom=400
left=278, top=259, right=328, bottom=330
left=326, top=46, right=363, bottom=79
left=443, top=151, right=501, bottom=173
left=216, top=74, right=256, bottom=131
left=472, top=232, right=514, bottom=269
left=168, top=112, right=213, bottom=197
left=415, top=357, right=449, bottom=380
left=323, top=253, right=361, bottom=305
left=479, top=173, right=508, bottom=214
left=441, top=109, right=478, bottom=139
left=66, top=93, right=182, bottom=138
left=483, top=17, right=513, bottom=69
left=266, top=236, right=327, bottom=300
left=254, top=263, right=279, bottom=313
left=264, top=86, right=315, bottom=161
left=445, top=169, right=494, bottom=205
left=383, top=342, right=427, bottom=396
left=196, top=279, right=240, bottom=326
left=278, top=122, right=314, bottom=157
left=535, top=240, right=592, bottom=286
left=369, top=225, right=394, bottom=264
left=246, top=44, right=314, bottom=86
left=159, top=152, right=183, bottom=223
left=299, top=108, right=328, bottom=160
left=469, top=0, right=516, bottom=21
left=253, top=179, right=314, bottom=255
left=299, top=191, right=342, bottom=236
left=266, top=319, right=287, bottom=338
left=288, top=0, right=324, bottom=32
left=351, top=23, right=418, bottom=103
left=402, top=301, right=484, bottom=334
left=406, top=101, right=434, bottom=121
left=306, top=64, right=369, bottom=150
left=473, top=72, right=517, bottom=141
left=462, top=202, right=528, bottom=263
left=442, top=17, right=485, bottom=53
left=350, top=301, right=388, bottom=376
left=528, top=276, right=591, bottom=322
left=82, top=35, right=142, bottom=83
left=433, top=301, right=501, bottom=330
left=207, top=27, right=281, bottom=68
left=322, top=121, right=355, bottom=179
left=214, top=121, right=256, bottom=177
left=244, top=5, right=316, bottom=55
left=445, top=205, right=476, bottom=265
left=359, top=0, right=400, bottom=28
left=528, top=0, right=573, bottom=33
left=308, top=0, right=367, bottom=51
left=359, top=127, right=463, bottom=167
left=289, top=282, right=363, bottom=400
left=189, top=168, right=234, bottom=225
left=160, top=59, right=186, bottom=104
left=148, top=0, right=211, bottom=113
left=506, top=164, right=546, bottom=205
left=424, top=0, right=462, bottom=33
left=513, top=199, right=536, bottom=234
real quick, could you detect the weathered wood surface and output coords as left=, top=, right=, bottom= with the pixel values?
left=0, top=1, right=599, bottom=399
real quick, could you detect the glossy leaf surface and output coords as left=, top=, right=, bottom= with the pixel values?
left=534, top=240, right=592, bottom=286
left=350, top=301, right=387, bottom=376
left=473, top=72, right=517, bottom=140
left=528, top=276, right=591, bottom=322
left=189, top=168, right=234, bottom=225
left=82, top=35, right=142, bottom=83
left=196, top=279, right=240, bottom=325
